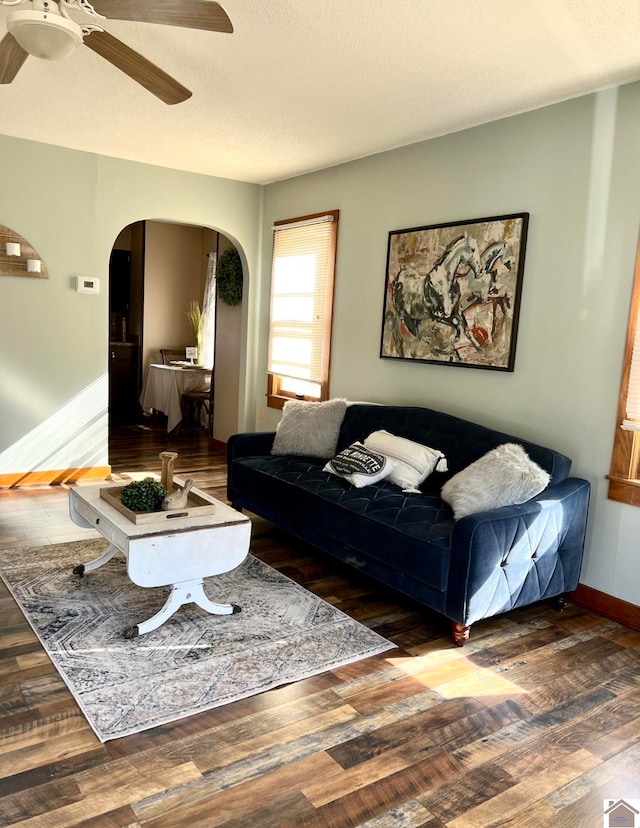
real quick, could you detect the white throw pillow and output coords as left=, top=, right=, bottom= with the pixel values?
left=363, top=430, right=448, bottom=494
left=324, top=442, right=396, bottom=488
left=440, top=442, right=551, bottom=520
left=271, top=398, right=347, bottom=459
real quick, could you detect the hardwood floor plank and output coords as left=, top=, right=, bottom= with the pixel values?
left=208, top=791, right=315, bottom=828
left=524, top=648, right=640, bottom=712
left=0, top=725, right=102, bottom=779
left=545, top=773, right=640, bottom=828
left=344, top=673, right=449, bottom=715
left=0, top=709, right=88, bottom=756
left=1, top=761, right=201, bottom=828
left=19, top=674, right=72, bottom=711
left=544, top=740, right=640, bottom=815
left=0, top=747, right=108, bottom=797
left=327, top=696, right=485, bottom=769
left=446, top=749, right=601, bottom=828
left=0, top=776, right=83, bottom=824
left=302, top=746, right=461, bottom=808
left=281, top=756, right=456, bottom=828
left=138, top=752, right=335, bottom=827
left=417, top=763, right=516, bottom=823
left=354, top=799, right=439, bottom=828
left=69, top=805, right=140, bottom=828
left=589, top=716, right=640, bottom=760
left=193, top=704, right=372, bottom=777
left=458, top=626, right=563, bottom=669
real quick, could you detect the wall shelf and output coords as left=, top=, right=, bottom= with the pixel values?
left=0, top=226, right=48, bottom=279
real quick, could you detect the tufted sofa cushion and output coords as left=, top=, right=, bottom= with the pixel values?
left=231, top=453, right=455, bottom=592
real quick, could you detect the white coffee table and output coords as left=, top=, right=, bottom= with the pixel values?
left=69, top=482, right=251, bottom=638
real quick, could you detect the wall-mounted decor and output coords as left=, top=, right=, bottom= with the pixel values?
left=0, top=225, right=48, bottom=280
left=216, top=247, right=243, bottom=306
left=380, top=213, right=528, bottom=371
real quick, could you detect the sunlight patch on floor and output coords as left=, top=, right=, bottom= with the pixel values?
left=386, top=651, right=528, bottom=698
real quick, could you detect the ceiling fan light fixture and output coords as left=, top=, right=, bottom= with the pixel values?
left=7, top=10, right=83, bottom=60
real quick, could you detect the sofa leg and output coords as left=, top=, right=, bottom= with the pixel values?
left=552, top=595, right=568, bottom=612
left=452, top=622, right=471, bottom=647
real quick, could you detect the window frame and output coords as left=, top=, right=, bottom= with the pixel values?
left=266, top=210, right=339, bottom=410
left=608, top=235, right=640, bottom=506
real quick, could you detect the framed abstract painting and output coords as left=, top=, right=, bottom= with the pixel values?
left=379, top=212, right=529, bottom=371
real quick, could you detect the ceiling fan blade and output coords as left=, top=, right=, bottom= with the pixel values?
left=90, top=0, right=233, bottom=33
left=84, top=30, right=191, bottom=105
left=0, top=33, right=29, bottom=84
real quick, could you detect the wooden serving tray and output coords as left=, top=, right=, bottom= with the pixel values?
left=99, top=486, right=216, bottom=524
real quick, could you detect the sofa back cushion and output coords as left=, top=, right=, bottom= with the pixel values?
left=337, top=404, right=571, bottom=487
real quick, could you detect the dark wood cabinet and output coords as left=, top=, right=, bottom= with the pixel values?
left=109, top=342, right=139, bottom=423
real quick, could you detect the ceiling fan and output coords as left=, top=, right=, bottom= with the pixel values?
left=0, top=0, right=233, bottom=104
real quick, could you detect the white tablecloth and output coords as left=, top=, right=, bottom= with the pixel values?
left=140, top=364, right=211, bottom=432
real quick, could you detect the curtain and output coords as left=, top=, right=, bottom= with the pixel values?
left=201, top=250, right=217, bottom=369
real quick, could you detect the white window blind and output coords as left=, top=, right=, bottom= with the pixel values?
left=622, top=302, right=640, bottom=431
left=267, top=215, right=335, bottom=384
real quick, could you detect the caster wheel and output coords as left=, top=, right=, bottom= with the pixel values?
left=72, top=564, right=85, bottom=576
left=232, top=604, right=242, bottom=614
left=123, top=625, right=139, bottom=639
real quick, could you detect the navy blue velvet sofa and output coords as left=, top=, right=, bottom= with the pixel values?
left=227, top=404, right=590, bottom=645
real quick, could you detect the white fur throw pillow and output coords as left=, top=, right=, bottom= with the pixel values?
left=440, top=442, right=551, bottom=520
left=364, top=429, right=448, bottom=494
left=324, top=442, right=396, bottom=488
left=271, top=399, right=347, bottom=459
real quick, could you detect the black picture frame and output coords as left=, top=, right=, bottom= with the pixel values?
left=379, top=212, right=529, bottom=371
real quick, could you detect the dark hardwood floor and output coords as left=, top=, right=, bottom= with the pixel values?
left=1, top=422, right=639, bottom=826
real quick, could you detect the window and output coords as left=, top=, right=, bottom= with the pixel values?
left=267, top=211, right=339, bottom=409
left=608, top=237, right=640, bottom=505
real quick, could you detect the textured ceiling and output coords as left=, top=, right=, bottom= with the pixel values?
left=1, top=0, right=640, bottom=184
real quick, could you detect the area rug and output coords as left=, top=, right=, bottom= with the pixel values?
left=0, top=539, right=394, bottom=741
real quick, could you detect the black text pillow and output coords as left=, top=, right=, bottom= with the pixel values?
left=324, top=442, right=396, bottom=488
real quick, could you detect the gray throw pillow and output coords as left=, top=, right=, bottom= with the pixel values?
left=271, top=399, right=347, bottom=459
left=440, top=442, right=550, bottom=520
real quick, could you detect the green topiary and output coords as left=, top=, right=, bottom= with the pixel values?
left=217, top=247, right=243, bottom=306
left=120, top=478, right=167, bottom=512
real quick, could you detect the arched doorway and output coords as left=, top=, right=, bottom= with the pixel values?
left=108, top=219, right=243, bottom=459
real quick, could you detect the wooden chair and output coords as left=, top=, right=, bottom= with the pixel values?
left=180, top=374, right=214, bottom=434
left=161, top=348, right=187, bottom=365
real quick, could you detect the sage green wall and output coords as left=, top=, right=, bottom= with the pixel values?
left=0, top=135, right=261, bottom=476
left=261, top=84, right=640, bottom=606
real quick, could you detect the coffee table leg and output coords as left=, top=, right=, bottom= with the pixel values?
left=73, top=544, right=118, bottom=576
left=191, top=581, right=242, bottom=617
left=123, top=578, right=241, bottom=638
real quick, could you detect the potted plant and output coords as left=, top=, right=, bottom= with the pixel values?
left=186, top=300, right=203, bottom=364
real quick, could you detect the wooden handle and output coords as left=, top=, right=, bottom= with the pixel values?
left=159, top=451, right=178, bottom=493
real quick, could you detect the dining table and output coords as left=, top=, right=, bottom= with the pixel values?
left=140, top=363, right=211, bottom=432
